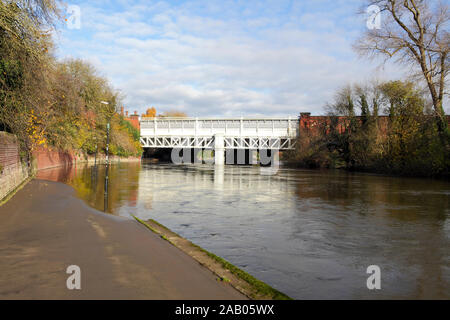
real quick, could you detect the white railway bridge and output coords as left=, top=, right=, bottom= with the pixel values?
left=140, top=117, right=298, bottom=165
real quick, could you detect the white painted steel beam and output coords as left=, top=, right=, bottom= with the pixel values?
left=140, top=117, right=298, bottom=150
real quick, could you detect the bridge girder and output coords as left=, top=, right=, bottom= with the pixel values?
left=140, top=136, right=296, bottom=150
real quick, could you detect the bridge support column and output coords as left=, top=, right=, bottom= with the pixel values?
left=214, top=133, right=225, bottom=165
left=250, top=149, right=258, bottom=165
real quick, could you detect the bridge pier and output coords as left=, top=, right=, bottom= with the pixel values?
left=214, top=133, right=225, bottom=165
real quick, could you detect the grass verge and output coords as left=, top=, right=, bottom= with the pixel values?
left=132, top=215, right=292, bottom=300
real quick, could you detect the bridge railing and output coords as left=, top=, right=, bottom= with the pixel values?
left=140, top=117, right=299, bottom=138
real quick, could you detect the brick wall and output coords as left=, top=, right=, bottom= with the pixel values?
left=125, top=113, right=140, bottom=131
left=0, top=132, right=29, bottom=201
left=33, top=147, right=77, bottom=171
left=0, top=134, right=19, bottom=168
left=33, top=147, right=141, bottom=172
left=298, top=113, right=449, bottom=136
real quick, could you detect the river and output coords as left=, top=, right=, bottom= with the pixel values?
left=38, top=161, right=450, bottom=299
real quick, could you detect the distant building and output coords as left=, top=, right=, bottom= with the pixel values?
left=298, top=112, right=450, bottom=136
left=120, top=106, right=140, bottom=131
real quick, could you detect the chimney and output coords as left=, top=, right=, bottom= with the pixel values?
left=125, top=111, right=129, bottom=117
left=120, top=106, right=124, bottom=116
left=134, top=110, right=138, bottom=115
left=300, top=112, right=311, bottom=129
left=300, top=112, right=311, bottom=118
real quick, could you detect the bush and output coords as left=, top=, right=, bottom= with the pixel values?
left=287, top=81, right=450, bottom=178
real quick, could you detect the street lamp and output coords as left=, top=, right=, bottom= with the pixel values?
left=100, top=101, right=110, bottom=166
left=100, top=101, right=110, bottom=212
left=94, top=134, right=98, bottom=167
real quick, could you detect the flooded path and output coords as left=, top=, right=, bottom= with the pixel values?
left=40, top=162, right=450, bottom=299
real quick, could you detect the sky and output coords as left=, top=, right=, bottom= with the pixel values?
left=55, top=0, right=410, bottom=117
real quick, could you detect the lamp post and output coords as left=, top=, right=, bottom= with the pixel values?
left=94, top=134, right=98, bottom=167
left=100, top=101, right=110, bottom=212
left=100, top=101, right=110, bottom=165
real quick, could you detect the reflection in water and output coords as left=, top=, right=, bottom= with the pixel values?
left=37, top=162, right=141, bottom=214
left=37, top=162, right=450, bottom=299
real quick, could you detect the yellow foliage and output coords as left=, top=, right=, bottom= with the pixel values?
left=142, top=107, right=156, bottom=118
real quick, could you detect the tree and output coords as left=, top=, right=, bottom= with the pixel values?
left=160, top=110, right=187, bottom=117
left=0, top=0, right=60, bottom=62
left=0, top=2, right=142, bottom=159
left=356, top=88, right=370, bottom=124
left=355, top=0, right=449, bottom=134
left=289, top=79, right=448, bottom=176
left=142, top=107, right=156, bottom=118
left=377, top=80, right=446, bottom=174
left=0, top=0, right=60, bottom=156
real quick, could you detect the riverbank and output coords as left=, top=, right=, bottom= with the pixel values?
left=133, top=216, right=291, bottom=300
left=0, top=179, right=246, bottom=299
left=283, top=159, right=450, bottom=181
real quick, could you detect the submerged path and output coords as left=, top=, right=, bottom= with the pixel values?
left=0, top=179, right=246, bottom=299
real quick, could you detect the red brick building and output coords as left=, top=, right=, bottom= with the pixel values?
left=298, top=112, right=450, bottom=136
left=120, top=107, right=140, bottom=131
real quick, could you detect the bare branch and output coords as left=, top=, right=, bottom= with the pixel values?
left=354, top=0, right=449, bottom=132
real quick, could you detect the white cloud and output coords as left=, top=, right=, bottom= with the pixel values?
left=57, top=0, right=408, bottom=117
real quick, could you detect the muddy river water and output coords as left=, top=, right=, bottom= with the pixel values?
left=40, top=161, right=450, bottom=299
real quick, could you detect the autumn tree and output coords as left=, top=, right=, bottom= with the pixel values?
left=142, top=107, right=156, bottom=118
left=0, top=0, right=60, bottom=156
left=379, top=81, right=424, bottom=167
left=354, top=0, right=449, bottom=135
left=0, top=2, right=142, bottom=159
left=290, top=79, right=448, bottom=176
left=380, top=80, right=448, bottom=174
left=160, top=110, right=188, bottom=117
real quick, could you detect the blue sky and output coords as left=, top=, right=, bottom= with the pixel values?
left=55, top=0, right=408, bottom=117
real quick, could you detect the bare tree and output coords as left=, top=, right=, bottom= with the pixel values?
left=354, top=0, right=449, bottom=134
left=159, top=110, right=188, bottom=117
